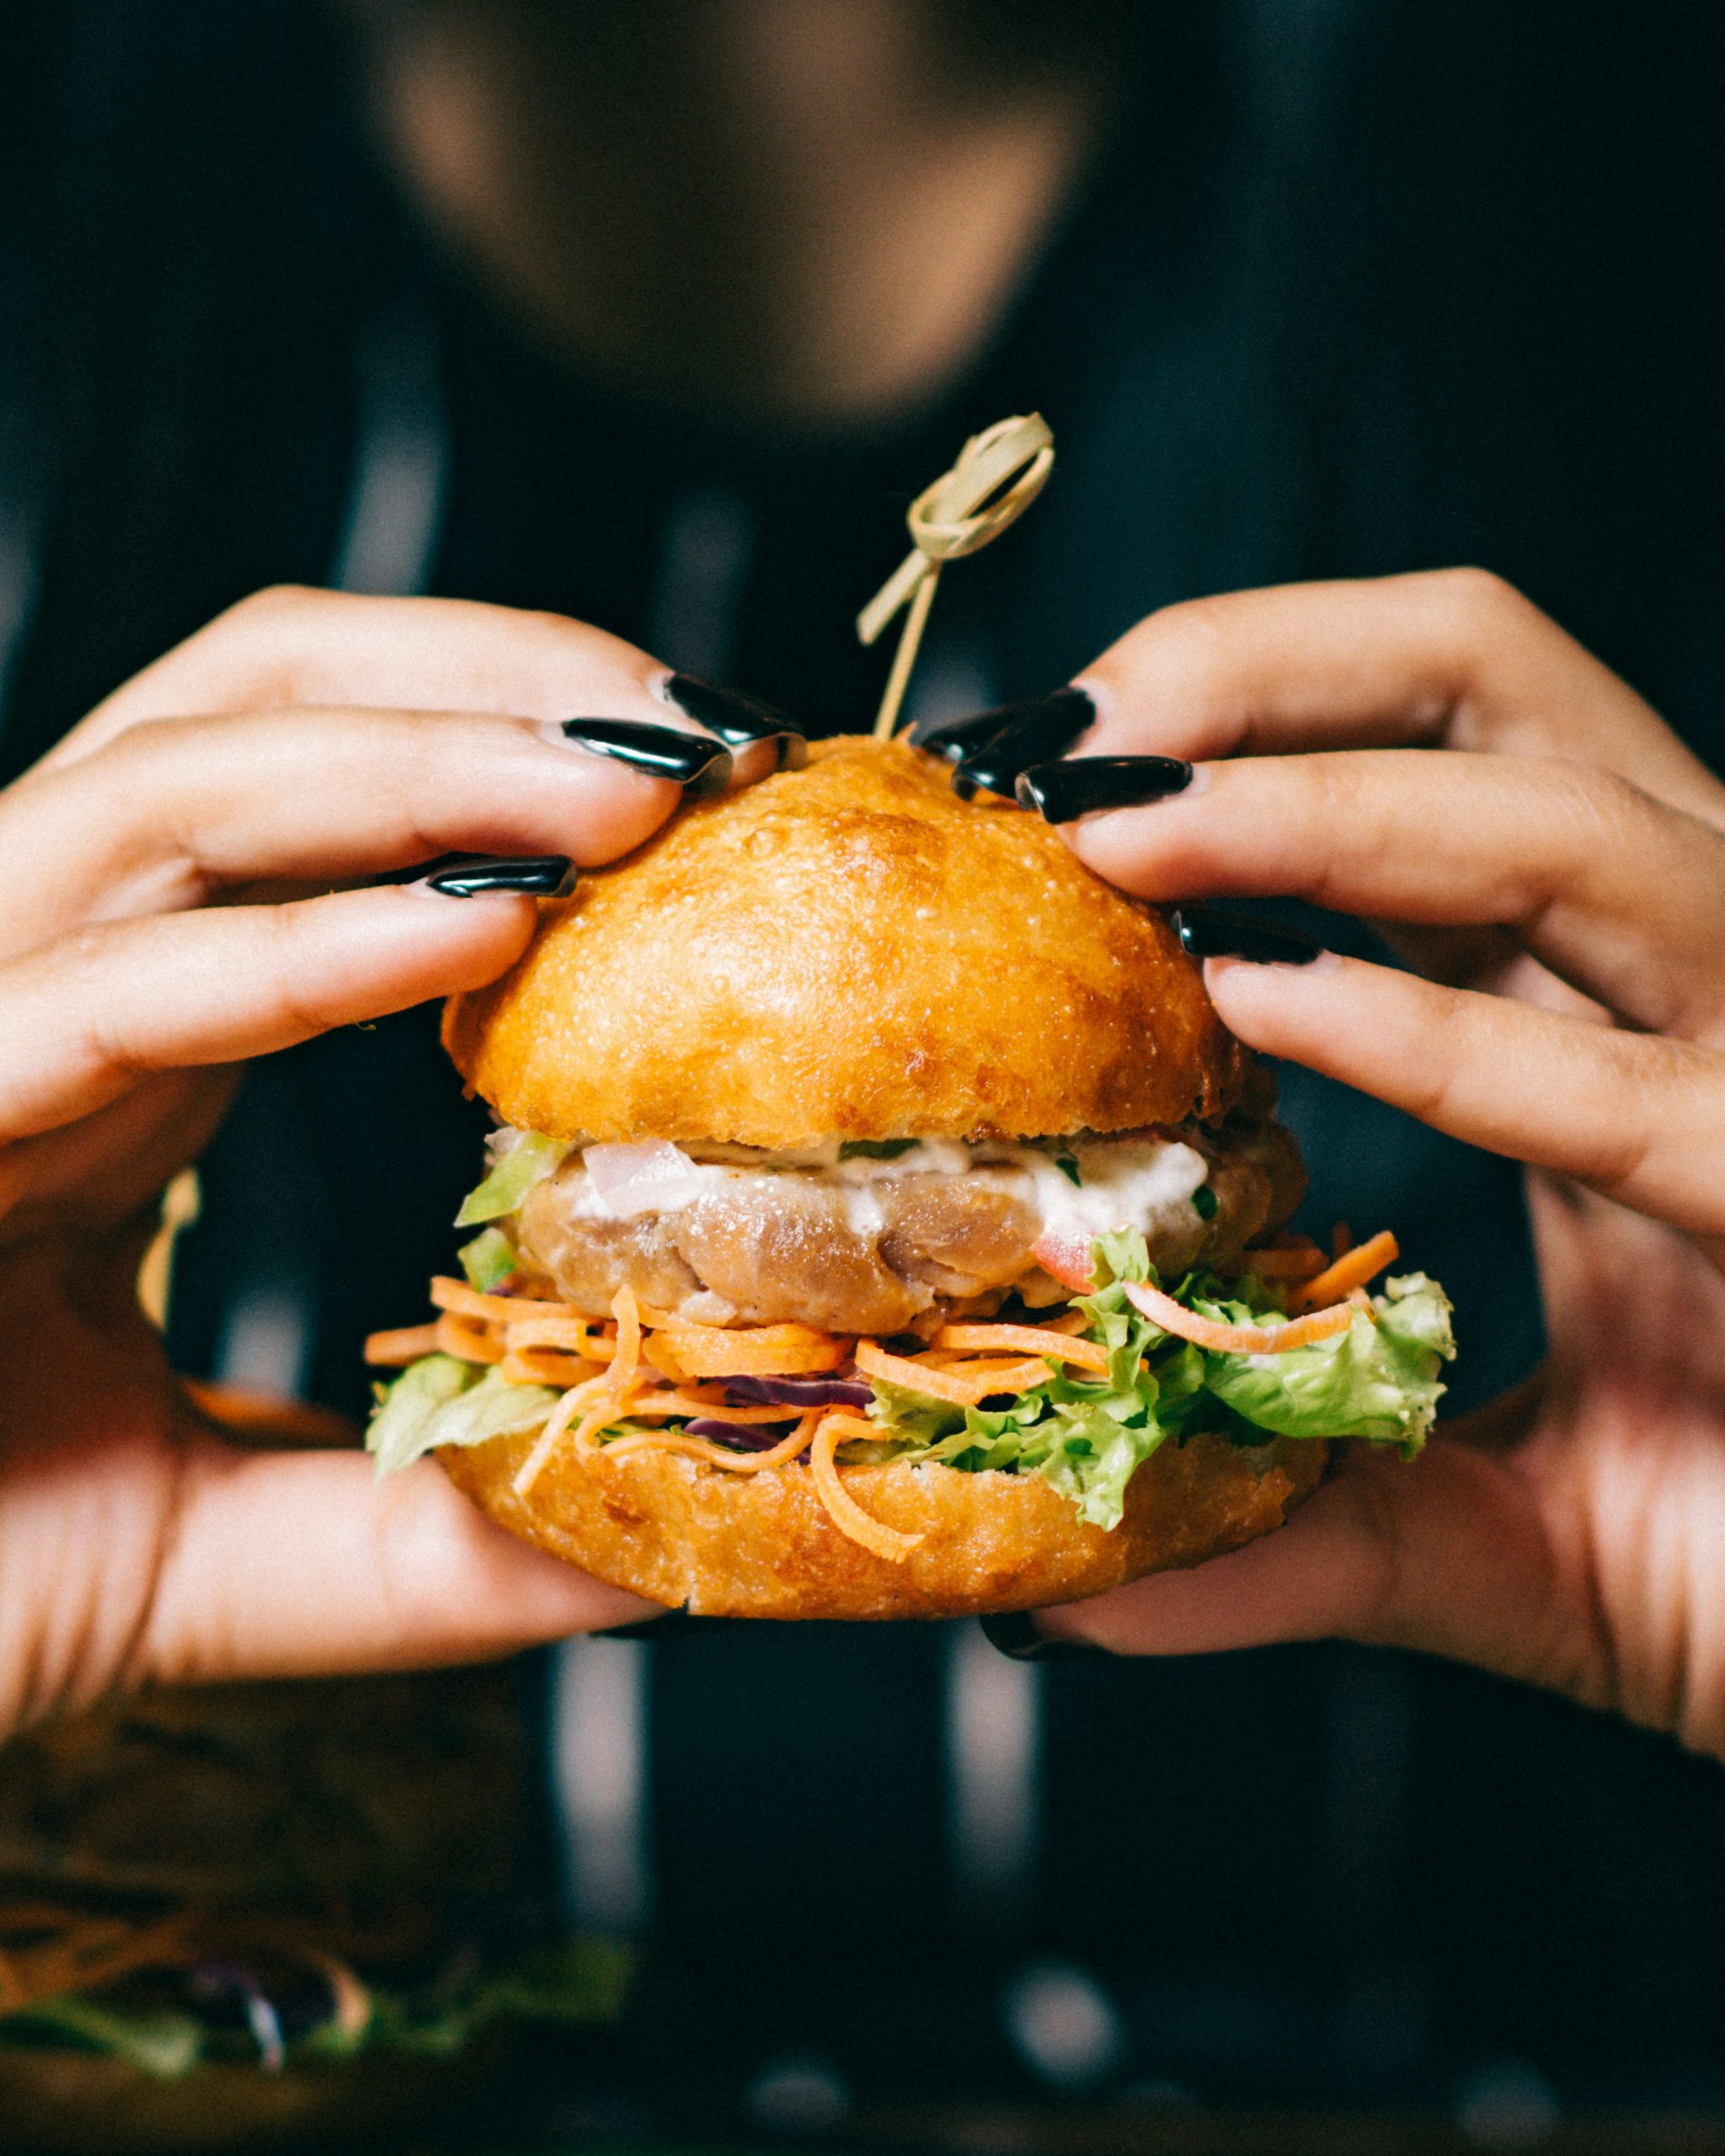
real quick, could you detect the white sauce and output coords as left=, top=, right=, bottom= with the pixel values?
left=529, top=1128, right=1209, bottom=1243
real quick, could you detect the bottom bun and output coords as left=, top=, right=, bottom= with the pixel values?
left=439, top=1430, right=1331, bottom=1620
left=0, top=2041, right=500, bottom=2153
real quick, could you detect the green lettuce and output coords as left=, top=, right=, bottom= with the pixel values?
left=860, top=1234, right=1454, bottom=1529
left=458, top=1225, right=518, bottom=1292
left=366, top=1356, right=557, bottom=1476
left=1197, top=1272, right=1452, bottom=1454
left=0, top=1937, right=631, bottom=2083
left=453, top=1130, right=568, bottom=1227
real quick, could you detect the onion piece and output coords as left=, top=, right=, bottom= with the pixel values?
left=725, top=1374, right=873, bottom=1410
left=583, top=1140, right=713, bottom=1219
left=686, top=1417, right=807, bottom=1454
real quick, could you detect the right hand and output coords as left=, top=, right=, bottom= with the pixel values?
left=0, top=587, right=761, bottom=1739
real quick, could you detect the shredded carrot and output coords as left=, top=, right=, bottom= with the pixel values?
left=646, top=1319, right=846, bottom=1380
left=435, top=1312, right=503, bottom=1365
left=933, top=1322, right=1112, bottom=1373
left=500, top=1348, right=604, bottom=1388
left=855, top=1341, right=1052, bottom=1406
left=608, top=1285, right=643, bottom=1391
left=601, top=1410, right=820, bottom=1476
left=1288, top=1230, right=1398, bottom=1313
left=809, top=1415, right=923, bottom=1562
left=430, top=1278, right=567, bottom=1324
left=510, top=1378, right=608, bottom=1498
left=622, top=1391, right=801, bottom=1424
left=1332, top=1222, right=1354, bottom=1260
left=514, top=1285, right=647, bottom=1498
left=1123, top=1278, right=1355, bottom=1354
left=364, top=1323, right=440, bottom=1366
left=501, top=1312, right=609, bottom=1356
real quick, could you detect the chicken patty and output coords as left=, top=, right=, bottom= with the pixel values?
left=513, top=1113, right=1304, bottom=1336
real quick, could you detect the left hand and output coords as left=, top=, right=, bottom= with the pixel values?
left=1007, top=571, right=1725, bottom=1758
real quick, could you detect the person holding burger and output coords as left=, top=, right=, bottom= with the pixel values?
left=3, top=570, right=1725, bottom=1757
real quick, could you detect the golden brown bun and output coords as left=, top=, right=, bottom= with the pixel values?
left=445, top=735, right=1244, bottom=1147
left=438, top=1430, right=1328, bottom=1621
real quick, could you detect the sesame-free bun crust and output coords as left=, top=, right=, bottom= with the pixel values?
left=444, top=736, right=1243, bottom=1147
left=437, top=1430, right=1328, bottom=1621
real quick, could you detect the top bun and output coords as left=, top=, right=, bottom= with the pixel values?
left=444, top=736, right=1243, bottom=1148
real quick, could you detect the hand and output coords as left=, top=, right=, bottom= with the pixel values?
left=0, top=588, right=782, bottom=1737
left=1016, top=571, right=1725, bottom=1758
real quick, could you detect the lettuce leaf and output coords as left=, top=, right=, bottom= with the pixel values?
left=1, top=1937, right=632, bottom=2082
left=453, top=1130, right=568, bottom=1227
left=860, top=1238, right=1454, bottom=1527
left=458, top=1225, right=518, bottom=1292
left=366, top=1356, right=557, bottom=1476
left=1199, top=1272, right=1453, bottom=1454
left=6, top=1996, right=203, bottom=2079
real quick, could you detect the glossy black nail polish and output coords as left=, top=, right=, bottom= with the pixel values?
left=1014, top=755, right=1193, bottom=821
left=915, top=707, right=1023, bottom=764
left=665, top=674, right=808, bottom=770
left=951, top=687, right=1096, bottom=799
left=425, top=854, right=575, bottom=898
left=1170, top=907, right=1322, bottom=966
left=978, top=1612, right=1105, bottom=1662
left=559, top=718, right=732, bottom=798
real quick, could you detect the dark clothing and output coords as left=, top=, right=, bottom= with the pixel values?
left=3, top=0, right=1723, bottom=2116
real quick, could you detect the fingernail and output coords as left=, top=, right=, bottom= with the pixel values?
left=951, top=688, right=1095, bottom=800
left=1171, top=906, right=1323, bottom=965
left=558, top=718, right=733, bottom=798
left=978, top=1612, right=1105, bottom=1662
left=1014, top=755, right=1194, bottom=820
left=915, top=707, right=1024, bottom=764
left=425, top=854, right=576, bottom=898
left=595, top=1609, right=702, bottom=1640
left=665, top=674, right=808, bottom=770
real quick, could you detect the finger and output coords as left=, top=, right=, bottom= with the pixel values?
left=1036, top=1428, right=1611, bottom=1711
left=1073, top=571, right=1725, bottom=824
left=0, top=883, right=536, bottom=1145
left=130, top=1443, right=654, bottom=1686
left=1060, top=750, right=1725, bottom=1039
left=0, top=705, right=710, bottom=953
left=45, top=589, right=680, bottom=763
left=1203, top=949, right=1725, bottom=1239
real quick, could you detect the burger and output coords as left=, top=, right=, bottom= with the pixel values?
left=0, top=1667, right=626, bottom=2151
left=366, top=735, right=1452, bottom=1619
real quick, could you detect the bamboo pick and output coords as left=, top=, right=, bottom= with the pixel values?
left=857, top=413, right=1055, bottom=740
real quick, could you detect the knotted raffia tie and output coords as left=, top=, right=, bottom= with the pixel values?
left=857, top=412, right=1055, bottom=740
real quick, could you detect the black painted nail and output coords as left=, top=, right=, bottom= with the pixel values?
left=425, top=854, right=575, bottom=898
left=559, top=718, right=733, bottom=798
left=1170, top=907, right=1322, bottom=966
left=1014, top=755, right=1193, bottom=821
left=665, top=675, right=808, bottom=770
left=951, top=688, right=1096, bottom=799
left=978, top=1612, right=1105, bottom=1662
left=596, top=1609, right=702, bottom=1640
left=915, top=707, right=1023, bottom=764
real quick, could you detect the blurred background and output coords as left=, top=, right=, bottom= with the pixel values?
left=3, top=1, right=1724, bottom=2147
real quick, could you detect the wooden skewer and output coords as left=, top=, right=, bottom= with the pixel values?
left=857, top=413, right=1055, bottom=740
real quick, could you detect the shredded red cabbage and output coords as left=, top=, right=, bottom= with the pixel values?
left=686, top=1417, right=809, bottom=1454
left=724, top=1374, right=873, bottom=1410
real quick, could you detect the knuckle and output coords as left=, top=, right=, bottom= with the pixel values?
left=220, top=582, right=322, bottom=627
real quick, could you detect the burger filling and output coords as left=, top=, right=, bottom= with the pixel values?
left=508, top=1113, right=1306, bottom=1337
left=367, top=1113, right=1454, bottom=1558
